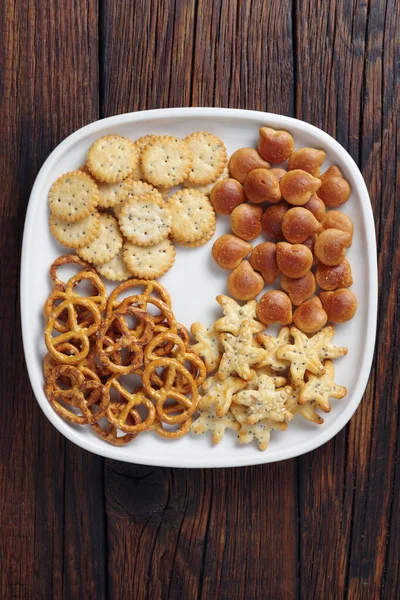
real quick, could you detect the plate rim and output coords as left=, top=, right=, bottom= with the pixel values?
left=21, top=107, right=378, bottom=468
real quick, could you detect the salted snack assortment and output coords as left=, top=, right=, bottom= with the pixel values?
left=42, top=125, right=357, bottom=454
left=48, top=132, right=224, bottom=281
left=190, top=296, right=347, bottom=450
left=211, top=126, right=357, bottom=330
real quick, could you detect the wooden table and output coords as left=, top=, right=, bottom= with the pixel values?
left=1, top=1, right=399, bottom=598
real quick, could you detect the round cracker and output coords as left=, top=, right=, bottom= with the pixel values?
left=95, top=249, right=131, bottom=281
left=131, top=135, right=158, bottom=180
left=50, top=211, right=100, bottom=249
left=168, top=189, right=216, bottom=244
left=183, top=166, right=229, bottom=194
left=141, top=136, right=192, bottom=187
left=184, top=132, right=227, bottom=184
left=97, top=177, right=132, bottom=208
left=178, top=223, right=216, bottom=248
left=113, top=180, right=161, bottom=217
left=48, top=170, right=99, bottom=223
left=118, top=193, right=172, bottom=247
left=77, top=213, right=123, bottom=265
left=86, top=134, right=138, bottom=183
left=123, top=239, right=176, bottom=279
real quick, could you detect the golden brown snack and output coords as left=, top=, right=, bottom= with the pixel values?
left=210, top=178, right=246, bottom=215
left=320, top=210, right=354, bottom=235
left=256, top=290, right=293, bottom=325
left=276, top=326, right=347, bottom=387
left=192, top=407, right=239, bottom=444
left=243, top=169, right=281, bottom=204
left=212, top=234, right=253, bottom=270
left=45, top=365, right=109, bottom=425
left=287, top=148, right=326, bottom=177
left=314, top=228, right=352, bottom=266
left=215, top=295, right=264, bottom=335
left=199, top=375, right=247, bottom=417
left=184, top=131, right=227, bottom=184
left=302, top=193, right=326, bottom=221
left=281, top=207, right=322, bottom=244
left=299, top=360, right=347, bottom=412
left=280, top=169, right=321, bottom=206
left=230, top=203, right=263, bottom=241
left=315, top=260, right=353, bottom=290
left=281, top=271, right=316, bottom=306
left=86, top=135, right=138, bottom=183
left=249, top=242, right=280, bottom=285
left=231, top=404, right=288, bottom=451
left=255, top=327, right=291, bottom=372
left=227, top=261, right=265, bottom=301
left=319, top=288, right=358, bottom=322
left=276, top=242, right=313, bottom=278
left=293, top=297, right=328, bottom=333
left=270, top=168, right=287, bottom=182
left=318, top=166, right=351, bottom=207
left=218, top=319, right=268, bottom=381
left=228, top=148, right=270, bottom=184
left=261, top=202, right=289, bottom=241
left=257, top=127, right=294, bottom=163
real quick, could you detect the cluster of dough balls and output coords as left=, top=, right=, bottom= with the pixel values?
left=210, top=127, right=357, bottom=333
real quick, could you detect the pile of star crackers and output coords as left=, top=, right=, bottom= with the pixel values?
left=48, top=132, right=228, bottom=281
left=190, top=295, right=348, bottom=450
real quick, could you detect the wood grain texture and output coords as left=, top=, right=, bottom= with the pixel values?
left=295, top=1, right=400, bottom=598
left=0, top=0, right=399, bottom=598
left=0, top=1, right=106, bottom=599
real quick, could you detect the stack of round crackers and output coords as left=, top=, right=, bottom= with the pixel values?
left=48, top=132, right=228, bottom=281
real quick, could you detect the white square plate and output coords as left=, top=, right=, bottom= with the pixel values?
left=21, top=108, right=377, bottom=467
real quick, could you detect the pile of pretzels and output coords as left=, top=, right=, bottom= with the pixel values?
left=43, top=255, right=206, bottom=445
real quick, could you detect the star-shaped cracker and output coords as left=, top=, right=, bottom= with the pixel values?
left=233, top=374, right=293, bottom=424
left=286, top=387, right=324, bottom=425
left=231, top=404, right=288, bottom=451
left=251, top=367, right=287, bottom=389
left=299, top=360, right=347, bottom=413
left=218, top=320, right=269, bottom=381
left=316, top=325, right=348, bottom=360
left=255, top=327, right=291, bottom=372
left=191, top=406, right=240, bottom=444
left=199, top=375, right=247, bottom=416
left=276, top=327, right=328, bottom=387
left=190, top=322, right=223, bottom=373
left=214, top=295, right=265, bottom=336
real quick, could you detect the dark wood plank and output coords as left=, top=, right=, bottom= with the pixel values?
left=101, top=1, right=298, bottom=599
left=0, top=1, right=106, bottom=598
left=101, top=0, right=197, bottom=115
left=295, top=1, right=400, bottom=598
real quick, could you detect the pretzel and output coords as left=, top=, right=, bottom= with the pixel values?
left=44, top=296, right=102, bottom=364
left=43, top=342, right=83, bottom=378
left=65, top=270, right=107, bottom=309
left=44, top=364, right=109, bottom=424
left=177, top=323, right=190, bottom=347
left=144, top=332, right=206, bottom=391
left=144, top=331, right=188, bottom=364
left=96, top=306, right=153, bottom=374
left=91, top=414, right=140, bottom=445
left=149, top=403, right=193, bottom=439
left=44, top=270, right=106, bottom=332
left=105, top=378, right=156, bottom=433
left=50, top=254, right=97, bottom=291
left=142, top=358, right=199, bottom=424
left=118, top=295, right=177, bottom=335
left=106, top=278, right=171, bottom=320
